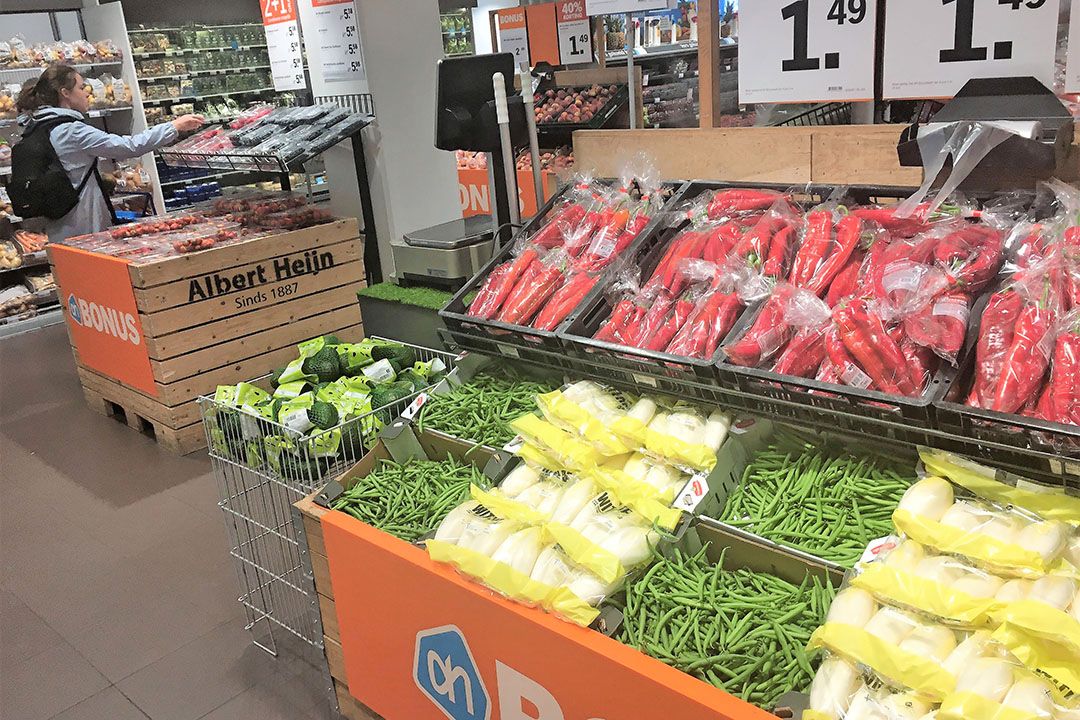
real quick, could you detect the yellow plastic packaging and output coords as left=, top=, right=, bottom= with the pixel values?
left=470, top=486, right=549, bottom=526
left=808, top=623, right=957, bottom=702
left=992, top=618, right=1080, bottom=695
left=425, top=540, right=599, bottom=627
left=588, top=468, right=682, bottom=531
left=892, top=508, right=1076, bottom=579
left=851, top=562, right=1001, bottom=627
left=920, top=447, right=1080, bottom=527
left=644, top=425, right=717, bottom=472
left=543, top=522, right=626, bottom=584
left=510, top=414, right=603, bottom=471
left=515, top=442, right=565, bottom=472
left=536, top=387, right=637, bottom=457
left=938, top=692, right=1038, bottom=720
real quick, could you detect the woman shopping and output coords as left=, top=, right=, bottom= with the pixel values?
left=10, top=64, right=204, bottom=241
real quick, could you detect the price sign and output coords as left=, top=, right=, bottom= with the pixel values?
left=401, top=393, right=428, bottom=421
left=303, top=0, right=365, bottom=84
left=556, top=1, right=593, bottom=65
left=739, top=0, right=877, bottom=104
left=882, top=0, right=1060, bottom=100
left=1067, top=8, right=1080, bottom=93
left=497, top=8, right=530, bottom=69
left=585, top=0, right=674, bottom=14
left=260, top=0, right=306, bottom=91
left=673, top=474, right=710, bottom=514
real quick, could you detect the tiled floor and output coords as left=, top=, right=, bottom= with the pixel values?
left=1, top=325, right=336, bottom=720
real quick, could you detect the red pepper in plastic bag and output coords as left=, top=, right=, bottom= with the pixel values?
left=1048, top=329, right=1080, bottom=425
left=532, top=272, right=598, bottom=331
left=497, top=257, right=565, bottom=326
left=468, top=247, right=539, bottom=320
left=826, top=250, right=865, bottom=308
left=804, top=215, right=864, bottom=297
left=851, top=203, right=932, bottom=238
left=966, top=289, right=1023, bottom=409
left=772, top=326, right=827, bottom=378
left=645, top=292, right=696, bottom=352
left=790, top=211, right=834, bottom=288
left=992, top=302, right=1056, bottom=414
left=1064, top=227, right=1080, bottom=311
left=707, top=188, right=786, bottom=219
left=935, top=224, right=1003, bottom=293
left=532, top=203, right=587, bottom=248
left=902, top=291, right=970, bottom=363
left=626, top=290, right=675, bottom=347
left=835, top=300, right=918, bottom=396
left=763, top=224, right=796, bottom=278
left=824, top=327, right=874, bottom=390
left=666, top=291, right=741, bottom=359
left=595, top=298, right=641, bottom=344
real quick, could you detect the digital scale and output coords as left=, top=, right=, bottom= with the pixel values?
left=390, top=53, right=541, bottom=289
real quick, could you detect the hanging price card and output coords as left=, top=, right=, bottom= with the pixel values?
left=260, top=0, right=306, bottom=91
left=557, top=1, right=593, bottom=65
left=739, top=0, right=877, bottom=104
left=497, top=8, right=530, bottom=69
left=882, top=0, right=1061, bottom=100
left=1067, top=7, right=1080, bottom=93
left=585, top=0, right=673, bottom=14
left=303, top=0, right=364, bottom=84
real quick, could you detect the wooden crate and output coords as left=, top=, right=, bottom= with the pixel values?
left=52, top=219, right=367, bottom=454
left=296, top=493, right=383, bottom=720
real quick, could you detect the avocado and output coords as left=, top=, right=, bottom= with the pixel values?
left=301, top=346, right=342, bottom=383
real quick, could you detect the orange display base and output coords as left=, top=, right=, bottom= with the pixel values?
left=322, top=510, right=775, bottom=720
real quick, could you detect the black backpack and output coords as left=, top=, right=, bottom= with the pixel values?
left=9, top=115, right=98, bottom=220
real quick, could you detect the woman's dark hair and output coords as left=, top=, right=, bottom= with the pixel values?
left=16, top=64, right=79, bottom=114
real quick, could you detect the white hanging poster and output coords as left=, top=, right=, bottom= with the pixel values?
left=300, top=0, right=365, bottom=84
left=260, top=0, right=306, bottom=91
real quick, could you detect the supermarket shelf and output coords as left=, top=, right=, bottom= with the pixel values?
left=0, top=61, right=123, bottom=82
left=139, top=65, right=272, bottom=82
left=0, top=304, right=64, bottom=339
left=158, top=169, right=254, bottom=187
left=131, top=44, right=267, bottom=59
left=644, top=71, right=697, bottom=86
left=142, top=87, right=277, bottom=106
left=0, top=251, right=49, bottom=275
left=1, top=106, right=132, bottom=129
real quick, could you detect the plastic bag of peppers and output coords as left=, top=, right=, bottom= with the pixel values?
left=466, top=175, right=665, bottom=331
left=591, top=188, right=803, bottom=361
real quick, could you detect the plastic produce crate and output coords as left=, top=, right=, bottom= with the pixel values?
left=439, top=179, right=679, bottom=361
left=560, top=181, right=918, bottom=392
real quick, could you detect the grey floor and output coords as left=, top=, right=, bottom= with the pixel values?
left=1, top=324, right=334, bottom=720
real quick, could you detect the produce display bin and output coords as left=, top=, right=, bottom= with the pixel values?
left=534, top=83, right=631, bottom=144
left=298, top=466, right=817, bottom=720
left=50, top=218, right=367, bottom=454
left=197, top=339, right=460, bottom=653
left=559, top=181, right=918, bottom=393
left=439, top=180, right=677, bottom=361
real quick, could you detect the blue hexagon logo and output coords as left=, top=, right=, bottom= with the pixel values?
left=413, top=625, right=489, bottom=720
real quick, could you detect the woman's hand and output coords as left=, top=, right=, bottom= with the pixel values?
left=171, top=114, right=206, bottom=133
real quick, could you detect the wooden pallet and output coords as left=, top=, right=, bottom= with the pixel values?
left=296, top=493, right=383, bottom=720
left=81, top=380, right=207, bottom=455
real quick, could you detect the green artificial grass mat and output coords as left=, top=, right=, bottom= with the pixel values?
left=357, top=283, right=454, bottom=311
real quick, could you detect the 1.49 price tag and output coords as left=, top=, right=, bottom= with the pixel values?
left=739, top=0, right=877, bottom=105
left=882, top=0, right=1060, bottom=99
left=556, top=0, right=593, bottom=66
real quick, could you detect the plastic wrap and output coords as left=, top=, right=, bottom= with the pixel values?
left=724, top=282, right=832, bottom=368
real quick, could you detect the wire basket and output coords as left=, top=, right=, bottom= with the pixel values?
left=198, top=338, right=460, bottom=653
left=771, top=102, right=853, bottom=127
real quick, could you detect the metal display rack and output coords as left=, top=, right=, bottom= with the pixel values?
left=197, top=339, right=460, bottom=654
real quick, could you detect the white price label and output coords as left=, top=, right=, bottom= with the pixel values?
left=261, top=0, right=306, bottom=91
left=673, top=474, right=709, bottom=513
left=401, top=393, right=428, bottom=421
left=497, top=8, right=531, bottom=69
left=859, top=535, right=900, bottom=566
left=497, top=344, right=520, bottom=359
left=882, top=0, right=1060, bottom=100
left=1067, top=7, right=1080, bottom=93
left=631, top=373, right=658, bottom=388
left=739, top=0, right=877, bottom=105
left=302, top=0, right=365, bottom=84
left=557, top=1, right=593, bottom=66
left=585, top=0, right=674, bottom=14
left=503, top=436, right=525, bottom=454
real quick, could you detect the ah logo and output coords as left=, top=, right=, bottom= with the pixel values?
left=414, top=625, right=489, bottom=720
left=67, top=294, right=82, bottom=324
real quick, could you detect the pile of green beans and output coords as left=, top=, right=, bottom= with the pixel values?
left=416, top=367, right=558, bottom=448
left=717, top=433, right=914, bottom=566
left=620, top=546, right=833, bottom=709
left=331, top=456, right=487, bottom=542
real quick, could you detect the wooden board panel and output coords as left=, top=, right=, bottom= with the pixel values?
left=82, top=386, right=206, bottom=455
left=311, top=550, right=333, bottom=600
left=574, top=128, right=815, bottom=184
left=151, top=323, right=364, bottom=405
left=77, top=364, right=200, bottom=428
left=127, top=219, right=360, bottom=288
left=150, top=305, right=360, bottom=383
left=335, top=680, right=383, bottom=720
left=146, top=285, right=359, bottom=362
left=139, top=253, right=363, bottom=337
left=304, top=514, right=327, bottom=558
left=325, top=635, right=345, bottom=683
left=810, top=126, right=923, bottom=186
left=321, top=593, right=340, bottom=644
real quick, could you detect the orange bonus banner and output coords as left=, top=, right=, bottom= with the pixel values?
left=458, top=168, right=553, bottom=220
left=49, top=245, right=156, bottom=396
left=260, top=0, right=298, bottom=24
left=322, top=512, right=774, bottom=720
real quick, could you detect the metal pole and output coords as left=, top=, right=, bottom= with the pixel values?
left=625, top=12, right=636, bottom=130
left=493, top=72, right=521, bottom=228
left=486, top=152, right=500, bottom=236
left=518, top=67, right=544, bottom=215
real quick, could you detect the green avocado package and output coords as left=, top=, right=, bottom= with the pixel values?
left=208, top=335, right=447, bottom=480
